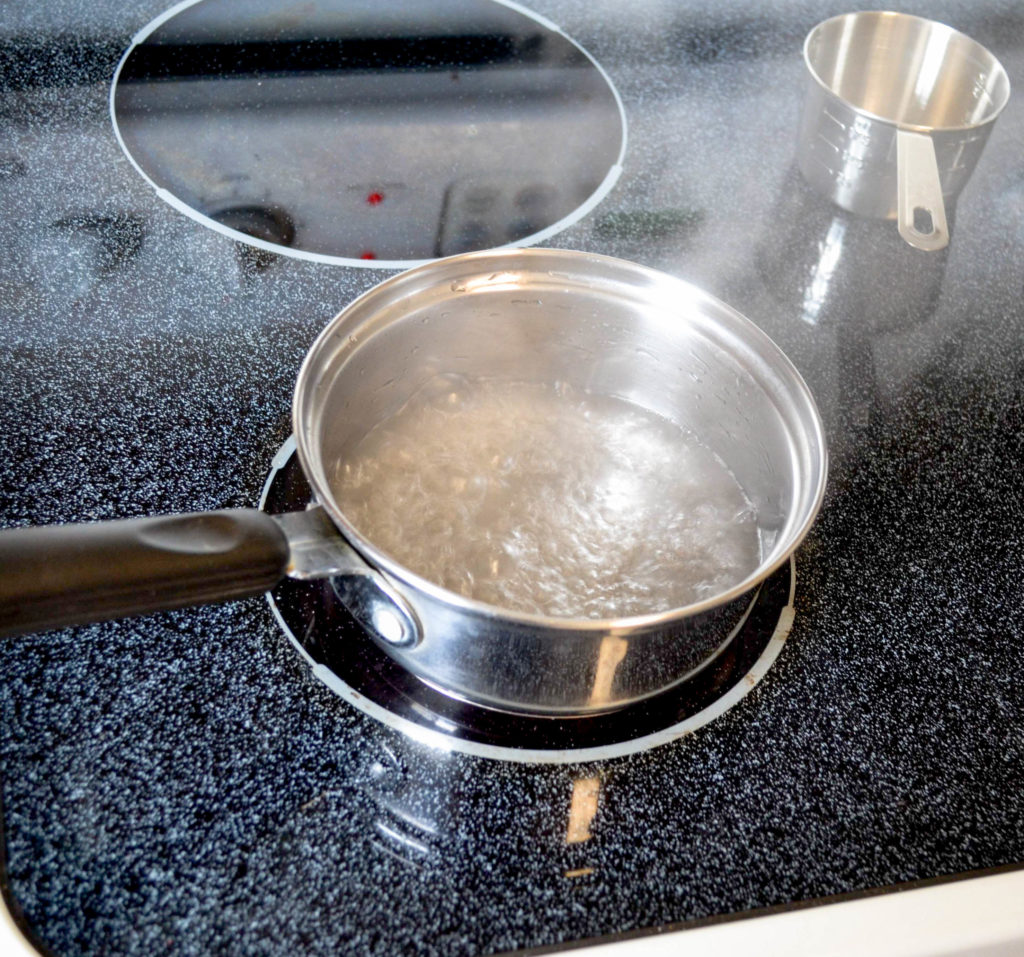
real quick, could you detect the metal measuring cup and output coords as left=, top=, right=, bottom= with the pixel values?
left=798, top=11, right=1010, bottom=251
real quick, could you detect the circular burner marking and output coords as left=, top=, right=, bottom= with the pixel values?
left=111, top=0, right=626, bottom=268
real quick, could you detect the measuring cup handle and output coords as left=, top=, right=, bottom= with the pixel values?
left=0, top=510, right=289, bottom=638
left=897, top=129, right=950, bottom=251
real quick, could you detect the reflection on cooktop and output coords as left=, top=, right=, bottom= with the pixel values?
left=112, top=0, right=626, bottom=266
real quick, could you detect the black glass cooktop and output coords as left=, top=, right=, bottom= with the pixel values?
left=2, top=0, right=1024, bottom=955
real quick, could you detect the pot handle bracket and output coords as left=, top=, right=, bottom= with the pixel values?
left=273, top=507, right=422, bottom=650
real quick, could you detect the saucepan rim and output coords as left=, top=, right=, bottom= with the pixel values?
left=293, top=247, right=829, bottom=632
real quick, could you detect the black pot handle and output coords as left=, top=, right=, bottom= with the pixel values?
left=0, top=510, right=290, bottom=638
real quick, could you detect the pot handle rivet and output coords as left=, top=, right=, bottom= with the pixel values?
left=333, top=572, right=422, bottom=649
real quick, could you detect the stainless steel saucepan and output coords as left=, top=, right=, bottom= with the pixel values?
left=0, top=249, right=827, bottom=716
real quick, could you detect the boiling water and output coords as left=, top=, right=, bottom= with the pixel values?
left=329, top=377, right=762, bottom=619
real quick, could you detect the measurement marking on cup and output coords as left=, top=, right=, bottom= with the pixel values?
left=821, top=107, right=846, bottom=131
left=815, top=132, right=843, bottom=156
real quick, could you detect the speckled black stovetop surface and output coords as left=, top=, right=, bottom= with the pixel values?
left=2, top=0, right=1024, bottom=954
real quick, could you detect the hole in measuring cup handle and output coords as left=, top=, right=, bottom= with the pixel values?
left=331, top=569, right=423, bottom=649
left=912, top=207, right=935, bottom=235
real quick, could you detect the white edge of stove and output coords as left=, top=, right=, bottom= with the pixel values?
left=567, top=868, right=1024, bottom=957
left=3, top=869, right=1023, bottom=954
